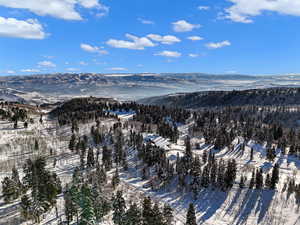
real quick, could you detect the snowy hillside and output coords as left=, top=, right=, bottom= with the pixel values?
left=0, top=98, right=300, bottom=225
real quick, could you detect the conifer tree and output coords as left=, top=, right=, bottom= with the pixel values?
left=69, top=134, right=76, bottom=151
left=185, top=136, right=192, bottom=159
left=112, top=191, right=126, bottom=225
left=255, top=168, right=264, bottom=189
left=163, top=204, right=174, bottom=225
left=142, top=197, right=153, bottom=225
left=186, top=203, right=197, bottom=225
left=239, top=175, right=245, bottom=189
left=2, top=177, right=17, bottom=203
left=112, top=168, right=120, bottom=189
left=270, top=164, right=280, bottom=189
left=79, top=185, right=96, bottom=225
left=265, top=173, right=271, bottom=189
left=87, top=148, right=95, bottom=168
left=20, top=194, right=31, bottom=221
left=124, top=203, right=142, bottom=225
left=249, top=169, right=255, bottom=189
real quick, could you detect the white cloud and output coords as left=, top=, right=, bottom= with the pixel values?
left=189, top=54, right=199, bottom=58
left=187, top=36, right=203, bottom=41
left=154, top=51, right=182, bottom=58
left=38, top=60, right=56, bottom=67
left=106, top=34, right=156, bottom=50
left=224, top=0, right=300, bottom=23
left=147, top=34, right=181, bottom=45
left=5, top=70, right=16, bottom=74
left=79, top=61, right=88, bottom=66
left=107, top=67, right=128, bottom=71
left=21, top=69, right=40, bottom=72
left=80, top=43, right=108, bottom=55
left=206, top=40, right=231, bottom=49
left=0, top=0, right=108, bottom=20
left=198, top=6, right=210, bottom=11
left=172, top=20, right=201, bottom=32
left=0, top=17, right=46, bottom=39
left=138, top=18, right=154, bottom=25
left=66, top=68, right=79, bottom=72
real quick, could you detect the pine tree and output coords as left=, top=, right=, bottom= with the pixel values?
left=250, top=147, right=254, bottom=161
left=152, top=202, right=164, bottom=225
left=69, top=134, right=76, bottom=151
left=79, top=185, right=96, bottom=225
left=20, top=194, right=31, bottom=221
left=255, top=168, right=264, bottom=189
left=64, top=186, right=77, bottom=225
left=239, top=175, right=245, bottom=189
left=142, top=197, right=153, bottom=225
left=11, top=166, right=23, bottom=195
left=265, top=173, right=271, bottom=189
left=163, top=204, right=173, bottom=225
left=102, top=145, right=112, bottom=171
left=185, top=136, right=192, bottom=159
left=87, top=148, right=95, bottom=168
left=270, top=164, right=280, bottom=189
left=202, top=150, right=208, bottom=164
left=91, top=186, right=110, bottom=222
left=34, top=139, right=39, bottom=151
left=201, top=165, right=210, bottom=188
left=124, top=203, right=142, bottom=225
left=2, top=177, right=18, bottom=203
left=112, top=168, right=120, bottom=189
left=186, top=203, right=197, bottom=225
left=112, top=191, right=126, bottom=225
left=224, top=159, right=237, bottom=189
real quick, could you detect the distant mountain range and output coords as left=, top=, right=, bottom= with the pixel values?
left=1, top=73, right=300, bottom=103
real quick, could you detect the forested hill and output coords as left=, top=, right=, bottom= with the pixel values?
left=138, top=87, right=300, bottom=109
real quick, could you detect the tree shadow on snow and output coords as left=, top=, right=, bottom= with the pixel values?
left=235, top=189, right=275, bottom=225
left=255, top=190, right=275, bottom=224
left=195, top=189, right=228, bottom=223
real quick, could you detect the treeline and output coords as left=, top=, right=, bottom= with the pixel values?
left=192, top=105, right=300, bottom=157
left=51, top=97, right=190, bottom=138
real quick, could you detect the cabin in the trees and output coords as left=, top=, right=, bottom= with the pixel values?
left=144, top=134, right=170, bottom=150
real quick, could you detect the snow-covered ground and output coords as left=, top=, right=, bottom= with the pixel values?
left=0, top=112, right=300, bottom=225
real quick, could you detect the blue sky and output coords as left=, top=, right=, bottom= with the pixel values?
left=0, top=0, right=300, bottom=75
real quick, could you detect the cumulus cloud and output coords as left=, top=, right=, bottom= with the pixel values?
left=5, top=70, right=16, bottom=74
left=206, top=40, right=231, bottom=49
left=147, top=34, right=181, bottom=45
left=154, top=51, right=182, bottom=58
left=172, top=20, right=201, bottom=32
left=224, top=0, right=300, bottom=23
left=138, top=18, right=154, bottom=25
left=21, top=69, right=40, bottom=72
left=38, top=60, right=56, bottom=67
left=198, top=6, right=210, bottom=10
left=80, top=43, right=108, bottom=54
left=106, top=34, right=156, bottom=50
left=107, top=67, right=128, bottom=71
left=0, top=0, right=108, bottom=20
left=189, top=54, right=199, bottom=58
left=0, top=17, right=46, bottom=39
left=187, top=36, right=203, bottom=41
